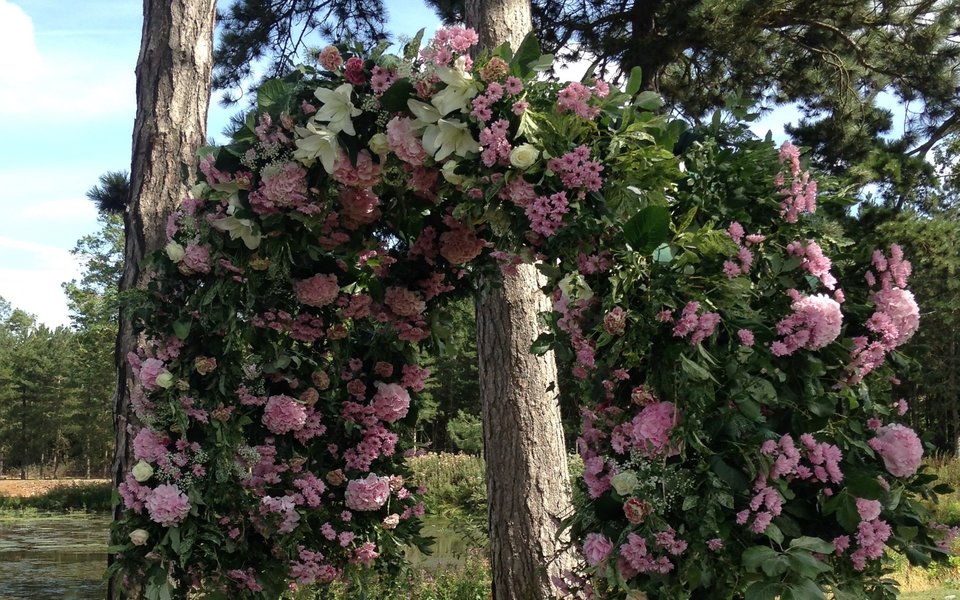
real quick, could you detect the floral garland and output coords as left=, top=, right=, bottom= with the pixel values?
left=109, top=26, right=951, bottom=600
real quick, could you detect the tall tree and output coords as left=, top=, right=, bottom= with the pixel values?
left=466, top=3, right=577, bottom=599
left=109, top=0, right=216, bottom=596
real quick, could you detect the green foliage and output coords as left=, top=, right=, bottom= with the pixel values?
left=445, top=410, right=482, bottom=455
left=0, top=482, right=113, bottom=512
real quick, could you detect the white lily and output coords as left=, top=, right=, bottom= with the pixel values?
left=212, top=216, right=262, bottom=250
left=430, top=65, right=480, bottom=116
left=422, top=118, right=479, bottom=161
left=407, top=99, right=442, bottom=129
left=313, top=83, right=361, bottom=135
left=293, top=122, right=339, bottom=173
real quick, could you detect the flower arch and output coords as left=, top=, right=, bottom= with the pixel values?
left=111, top=28, right=951, bottom=599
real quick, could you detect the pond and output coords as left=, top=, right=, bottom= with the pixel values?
left=0, top=513, right=471, bottom=599
left=0, top=513, right=110, bottom=599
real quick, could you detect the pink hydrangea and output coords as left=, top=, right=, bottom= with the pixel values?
left=262, top=395, right=308, bottom=434
left=772, top=293, right=842, bottom=356
left=372, top=383, right=411, bottom=423
left=338, top=187, right=381, bottom=229
left=249, top=163, right=308, bottom=214
left=868, top=424, right=923, bottom=478
left=582, top=532, right=614, bottom=566
left=627, top=401, right=679, bottom=457
left=133, top=428, right=169, bottom=463
left=293, top=273, right=339, bottom=307
left=138, top=357, right=166, bottom=391
left=439, top=220, right=485, bottom=265
left=145, top=484, right=191, bottom=527
left=182, top=242, right=211, bottom=274
left=344, top=474, right=391, bottom=511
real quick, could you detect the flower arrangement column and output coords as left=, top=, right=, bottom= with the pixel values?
left=466, top=1, right=578, bottom=598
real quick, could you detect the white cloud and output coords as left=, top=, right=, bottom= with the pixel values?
left=15, top=198, right=99, bottom=221
left=0, top=1, right=135, bottom=118
left=0, top=266, right=80, bottom=329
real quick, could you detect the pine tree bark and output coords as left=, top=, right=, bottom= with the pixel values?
left=108, top=1, right=215, bottom=597
left=467, top=2, right=577, bottom=598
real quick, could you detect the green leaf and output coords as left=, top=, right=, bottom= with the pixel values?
left=710, top=455, right=750, bottom=491
left=635, top=91, right=664, bottom=111
left=623, top=205, right=672, bottom=254
left=745, top=580, right=782, bottom=600
left=529, top=333, right=554, bottom=355
left=786, top=551, right=832, bottom=578
left=742, top=545, right=779, bottom=573
left=256, top=79, right=288, bottom=113
left=783, top=578, right=827, bottom=600
left=765, top=522, right=785, bottom=545
left=510, top=33, right=541, bottom=77
left=789, top=536, right=834, bottom=554
left=173, top=319, right=191, bottom=340
left=379, top=78, right=415, bottom=113
left=625, top=66, right=643, bottom=96
left=528, top=53, right=554, bottom=72
left=680, top=354, right=714, bottom=382
left=403, top=29, right=425, bottom=60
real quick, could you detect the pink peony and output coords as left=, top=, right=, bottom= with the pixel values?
left=262, top=395, right=308, bottom=434
left=344, top=474, right=391, bottom=511
left=869, top=424, right=923, bottom=478
left=372, top=383, right=411, bottom=423
left=582, top=532, right=614, bottom=566
left=145, top=484, right=191, bottom=527
left=294, top=273, right=339, bottom=307
left=386, top=117, right=426, bottom=165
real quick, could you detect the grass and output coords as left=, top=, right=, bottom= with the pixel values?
left=0, top=481, right=113, bottom=512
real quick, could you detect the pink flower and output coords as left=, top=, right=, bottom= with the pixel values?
left=318, top=45, right=343, bottom=70
left=338, top=187, right=381, bottom=229
left=133, top=428, right=169, bottom=462
left=372, top=383, right=411, bottom=423
left=145, top=484, right=191, bottom=527
left=582, top=532, right=614, bottom=566
left=293, top=273, right=339, bottom=308
left=869, top=424, right=923, bottom=478
left=384, top=286, right=426, bottom=318
left=630, top=401, right=679, bottom=457
left=439, top=221, right=485, bottom=265
left=138, top=358, right=166, bottom=391
left=525, top=191, right=570, bottom=237
left=870, top=287, right=920, bottom=349
left=386, top=117, right=426, bottom=165
left=344, top=474, right=391, bottom=511
left=603, top=307, right=627, bottom=335
left=856, top=498, right=882, bottom=521
left=707, top=538, right=723, bottom=551
left=262, top=395, right=308, bottom=434
left=737, top=329, right=755, bottom=346
left=344, top=56, right=365, bottom=85
left=354, top=541, right=379, bottom=566
left=772, top=293, right=843, bottom=356
left=182, top=242, right=211, bottom=274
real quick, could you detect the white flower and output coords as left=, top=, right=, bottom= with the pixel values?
left=129, top=529, right=150, bottom=546
left=441, top=160, right=465, bottom=185
left=509, top=143, right=540, bottom=170
left=610, top=471, right=638, bottom=496
left=407, top=99, right=442, bottom=128
left=313, top=83, right=362, bottom=135
left=211, top=216, right=262, bottom=250
left=431, top=65, right=480, bottom=116
left=422, top=119, right=479, bottom=161
left=559, top=273, right=594, bottom=301
left=293, top=122, right=340, bottom=174
left=368, top=133, right=390, bottom=155
left=131, top=460, right=154, bottom=482
left=165, top=241, right=185, bottom=262
left=155, top=371, right=175, bottom=389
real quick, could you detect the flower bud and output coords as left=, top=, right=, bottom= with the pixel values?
left=129, top=529, right=150, bottom=546
left=131, top=460, right=154, bottom=482
left=509, top=143, right=540, bottom=170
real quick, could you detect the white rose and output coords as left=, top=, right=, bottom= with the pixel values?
left=131, top=460, right=154, bottom=482
left=509, top=144, right=540, bottom=170
left=368, top=133, right=390, bottom=155
left=129, top=529, right=150, bottom=546
left=165, top=241, right=185, bottom=262
left=610, top=471, right=638, bottom=496
left=155, top=371, right=175, bottom=389
left=441, top=161, right=465, bottom=185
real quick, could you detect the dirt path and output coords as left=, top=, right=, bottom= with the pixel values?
left=0, top=479, right=109, bottom=498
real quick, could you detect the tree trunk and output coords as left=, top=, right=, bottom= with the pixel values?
left=467, top=7, right=576, bottom=595
left=108, top=1, right=215, bottom=597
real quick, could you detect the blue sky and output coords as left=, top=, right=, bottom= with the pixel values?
left=1, top=0, right=823, bottom=328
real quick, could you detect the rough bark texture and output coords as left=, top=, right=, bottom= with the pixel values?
left=108, top=1, right=215, bottom=597
left=468, top=7, right=576, bottom=597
